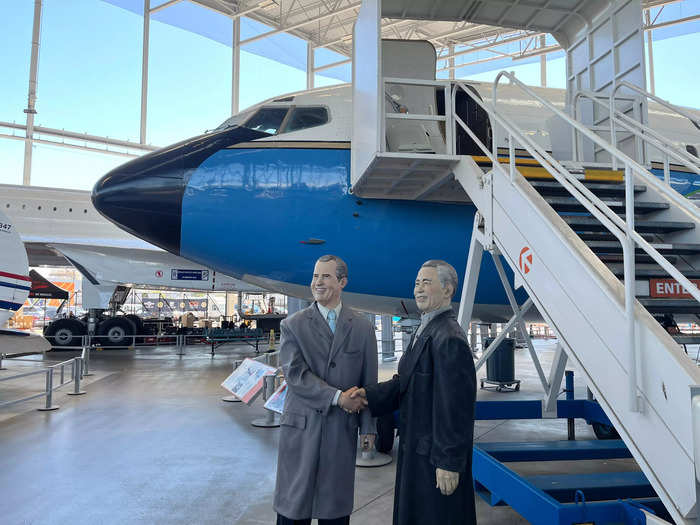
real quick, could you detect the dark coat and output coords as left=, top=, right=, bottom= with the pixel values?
left=365, top=310, right=477, bottom=525
left=274, top=303, right=378, bottom=520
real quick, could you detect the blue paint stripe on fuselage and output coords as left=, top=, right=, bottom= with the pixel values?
left=180, top=147, right=527, bottom=306
left=0, top=281, right=31, bottom=292
left=0, top=300, right=22, bottom=311
left=179, top=148, right=700, bottom=305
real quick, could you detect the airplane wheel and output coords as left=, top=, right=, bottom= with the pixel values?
left=97, top=317, right=136, bottom=347
left=45, top=318, right=86, bottom=348
left=592, top=422, right=620, bottom=440
left=376, top=413, right=395, bottom=454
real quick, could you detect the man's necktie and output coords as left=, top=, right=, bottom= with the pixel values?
left=327, top=310, right=337, bottom=334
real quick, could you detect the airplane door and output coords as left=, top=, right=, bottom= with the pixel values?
left=454, top=85, right=492, bottom=156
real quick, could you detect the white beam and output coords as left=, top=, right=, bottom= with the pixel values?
left=540, top=35, right=547, bottom=87
left=240, top=2, right=361, bottom=46
left=307, top=42, right=314, bottom=90
left=232, top=17, right=240, bottom=114
left=314, top=58, right=351, bottom=73
left=646, top=10, right=655, bottom=95
left=23, top=0, right=42, bottom=186
left=149, top=0, right=183, bottom=14
left=1, top=121, right=158, bottom=151
left=140, top=0, right=150, bottom=145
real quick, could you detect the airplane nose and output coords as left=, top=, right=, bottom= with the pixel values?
left=92, top=144, right=187, bottom=254
left=92, top=127, right=270, bottom=254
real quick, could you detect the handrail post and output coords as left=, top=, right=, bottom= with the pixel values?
left=68, top=358, right=86, bottom=396
left=508, top=135, right=515, bottom=182
left=624, top=164, right=640, bottom=413
left=445, top=81, right=453, bottom=155
left=663, top=152, right=670, bottom=185
left=38, top=368, right=59, bottom=411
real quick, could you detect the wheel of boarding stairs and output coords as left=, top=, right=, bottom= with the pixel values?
left=97, top=316, right=136, bottom=347
left=45, top=318, right=86, bottom=349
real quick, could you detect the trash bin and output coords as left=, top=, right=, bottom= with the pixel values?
left=484, top=337, right=515, bottom=383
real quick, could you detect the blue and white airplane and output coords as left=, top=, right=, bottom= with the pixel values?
left=92, top=82, right=700, bottom=319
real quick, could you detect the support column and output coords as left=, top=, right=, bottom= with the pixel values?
left=539, top=35, right=547, bottom=88
left=232, top=17, right=240, bottom=114
left=287, top=297, right=310, bottom=316
left=23, top=0, right=43, bottom=186
left=448, top=44, right=455, bottom=80
left=306, top=42, right=314, bottom=90
left=139, top=0, right=150, bottom=144
left=645, top=10, right=655, bottom=95
left=380, top=315, right=396, bottom=362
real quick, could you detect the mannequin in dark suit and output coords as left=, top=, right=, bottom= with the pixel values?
left=353, top=260, right=477, bottom=525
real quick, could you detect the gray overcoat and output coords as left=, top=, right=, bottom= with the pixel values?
left=273, top=302, right=378, bottom=520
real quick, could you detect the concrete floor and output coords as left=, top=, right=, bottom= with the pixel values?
left=0, top=339, right=642, bottom=524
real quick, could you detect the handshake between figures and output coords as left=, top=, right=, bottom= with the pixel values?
left=338, top=386, right=368, bottom=414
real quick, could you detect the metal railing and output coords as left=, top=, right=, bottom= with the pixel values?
left=440, top=70, right=700, bottom=413
left=382, top=77, right=454, bottom=155
left=611, top=81, right=700, bottom=175
left=0, top=347, right=89, bottom=411
left=573, top=86, right=700, bottom=185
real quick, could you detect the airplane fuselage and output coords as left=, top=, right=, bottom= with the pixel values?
left=92, top=83, right=700, bottom=319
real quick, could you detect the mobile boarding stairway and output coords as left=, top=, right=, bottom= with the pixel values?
left=366, top=76, right=700, bottom=522
left=350, top=2, right=700, bottom=522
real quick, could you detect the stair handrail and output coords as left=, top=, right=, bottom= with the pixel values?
left=573, top=89, right=700, bottom=185
left=455, top=73, right=700, bottom=421
left=611, top=80, right=700, bottom=170
left=492, top=71, right=700, bottom=223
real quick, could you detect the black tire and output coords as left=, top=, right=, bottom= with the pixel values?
left=45, top=318, right=86, bottom=348
left=592, top=422, right=620, bottom=440
left=376, top=413, right=396, bottom=454
left=124, top=314, right=145, bottom=343
left=97, top=317, right=136, bottom=347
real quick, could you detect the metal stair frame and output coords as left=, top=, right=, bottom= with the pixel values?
left=449, top=74, right=700, bottom=522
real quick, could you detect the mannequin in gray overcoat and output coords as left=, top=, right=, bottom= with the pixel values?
left=274, top=255, right=377, bottom=523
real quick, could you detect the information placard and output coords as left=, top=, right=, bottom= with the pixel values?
left=221, top=358, right=276, bottom=404
left=264, top=381, right=288, bottom=414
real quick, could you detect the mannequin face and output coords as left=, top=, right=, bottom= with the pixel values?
left=311, top=260, right=346, bottom=308
left=414, top=266, right=452, bottom=313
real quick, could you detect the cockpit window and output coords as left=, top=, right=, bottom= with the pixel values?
left=243, top=107, right=290, bottom=135
left=282, top=107, right=329, bottom=133
left=215, top=109, right=254, bottom=131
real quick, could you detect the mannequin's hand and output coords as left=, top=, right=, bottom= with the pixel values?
left=435, top=468, right=459, bottom=496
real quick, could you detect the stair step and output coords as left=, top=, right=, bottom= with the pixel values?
left=638, top=298, right=700, bottom=314
left=600, top=254, right=679, bottom=264
left=578, top=232, right=657, bottom=243
left=546, top=196, right=669, bottom=214
left=531, top=180, right=646, bottom=197
left=586, top=241, right=700, bottom=256
left=526, top=471, right=654, bottom=502
left=564, top=216, right=695, bottom=234
left=621, top=268, right=700, bottom=280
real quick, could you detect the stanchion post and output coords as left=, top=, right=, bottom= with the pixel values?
left=68, top=358, right=86, bottom=396
left=222, top=360, right=242, bottom=403
left=38, top=368, right=59, bottom=411
left=0, top=353, right=4, bottom=370
left=82, top=342, right=92, bottom=376
left=251, top=374, right=280, bottom=428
